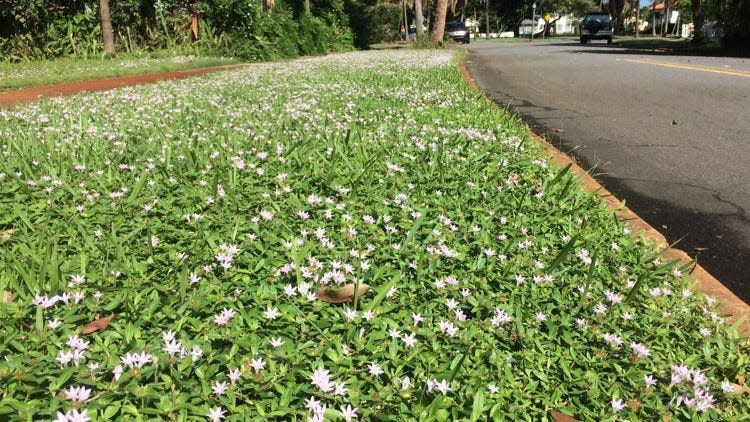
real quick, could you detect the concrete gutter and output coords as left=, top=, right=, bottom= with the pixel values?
left=459, top=57, right=750, bottom=338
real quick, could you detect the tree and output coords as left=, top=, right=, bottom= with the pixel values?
left=690, top=0, right=703, bottom=43
left=98, top=0, right=115, bottom=54
left=431, top=0, right=448, bottom=43
left=415, top=0, right=425, bottom=36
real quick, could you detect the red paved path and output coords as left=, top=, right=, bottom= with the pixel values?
left=0, top=64, right=246, bottom=108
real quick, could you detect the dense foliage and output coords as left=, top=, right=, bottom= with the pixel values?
left=0, top=0, right=353, bottom=62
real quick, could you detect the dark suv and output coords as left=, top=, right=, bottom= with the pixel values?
left=446, top=21, right=470, bottom=43
left=580, top=12, right=613, bottom=44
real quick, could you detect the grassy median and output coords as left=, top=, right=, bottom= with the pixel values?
left=0, top=50, right=748, bottom=421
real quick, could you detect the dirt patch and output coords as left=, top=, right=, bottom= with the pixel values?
left=0, top=64, right=247, bottom=108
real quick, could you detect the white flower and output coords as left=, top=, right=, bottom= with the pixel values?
left=630, top=342, right=650, bottom=358
left=402, top=333, right=417, bottom=348
left=340, top=404, right=358, bottom=422
left=228, top=368, right=242, bottom=383
left=643, top=374, right=657, bottom=388
left=310, top=367, right=334, bottom=392
left=343, top=307, right=358, bottom=321
left=270, top=337, right=285, bottom=348
left=368, top=362, right=384, bottom=377
left=62, top=385, right=92, bottom=402
left=362, top=310, right=374, bottom=321
left=611, top=397, right=626, bottom=412
left=211, top=380, right=228, bottom=396
left=434, top=379, right=451, bottom=394
left=400, top=376, right=411, bottom=390
left=603, top=333, right=624, bottom=347
left=264, top=307, right=280, bottom=320
left=250, top=357, right=266, bottom=373
left=163, top=339, right=182, bottom=357
left=206, top=406, right=226, bottom=422
left=112, top=364, right=123, bottom=381
left=721, top=380, right=736, bottom=393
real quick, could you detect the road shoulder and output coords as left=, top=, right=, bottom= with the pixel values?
left=459, top=57, right=750, bottom=337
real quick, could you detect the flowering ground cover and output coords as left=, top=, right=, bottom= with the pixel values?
left=0, top=55, right=238, bottom=91
left=0, top=50, right=749, bottom=421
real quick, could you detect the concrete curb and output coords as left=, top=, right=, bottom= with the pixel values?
left=459, top=57, right=750, bottom=338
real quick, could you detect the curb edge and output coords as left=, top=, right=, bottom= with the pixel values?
left=458, top=56, right=750, bottom=338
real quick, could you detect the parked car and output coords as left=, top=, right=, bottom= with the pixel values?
left=580, top=11, right=613, bottom=44
left=446, top=21, right=470, bottom=43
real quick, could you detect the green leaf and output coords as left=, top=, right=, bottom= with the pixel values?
left=469, top=389, right=485, bottom=422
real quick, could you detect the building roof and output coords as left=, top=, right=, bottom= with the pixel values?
left=651, top=0, right=678, bottom=11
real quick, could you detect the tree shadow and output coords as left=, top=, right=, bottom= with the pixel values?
left=540, top=40, right=750, bottom=58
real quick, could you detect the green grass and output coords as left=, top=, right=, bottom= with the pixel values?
left=0, top=50, right=748, bottom=421
left=0, top=55, right=239, bottom=91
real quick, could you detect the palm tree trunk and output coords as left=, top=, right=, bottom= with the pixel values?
left=415, top=0, right=425, bottom=37
left=99, top=0, right=115, bottom=54
left=430, top=0, right=448, bottom=44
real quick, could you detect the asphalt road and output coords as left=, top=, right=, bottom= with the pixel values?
left=466, top=39, right=750, bottom=303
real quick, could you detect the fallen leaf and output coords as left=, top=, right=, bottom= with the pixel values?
left=0, top=228, right=13, bottom=241
left=317, top=283, right=370, bottom=304
left=738, top=373, right=746, bottom=385
left=550, top=410, right=578, bottom=422
left=81, top=314, right=115, bottom=334
left=2, top=290, right=13, bottom=303
left=729, top=383, right=750, bottom=395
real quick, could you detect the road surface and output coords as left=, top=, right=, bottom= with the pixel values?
left=467, top=39, right=750, bottom=303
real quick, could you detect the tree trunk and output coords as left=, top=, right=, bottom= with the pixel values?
left=485, top=0, right=489, bottom=39
left=431, top=0, right=448, bottom=44
left=690, top=0, right=704, bottom=43
left=415, top=0, right=425, bottom=37
left=99, top=0, right=115, bottom=54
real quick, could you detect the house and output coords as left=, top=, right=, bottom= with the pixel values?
left=552, top=14, right=577, bottom=35
left=649, top=0, right=680, bottom=36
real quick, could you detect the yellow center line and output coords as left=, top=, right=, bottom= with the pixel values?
left=621, top=58, right=750, bottom=78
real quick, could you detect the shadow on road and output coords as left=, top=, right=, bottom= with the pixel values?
left=529, top=40, right=750, bottom=58
left=538, top=128, right=750, bottom=304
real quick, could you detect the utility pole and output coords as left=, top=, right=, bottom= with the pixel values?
left=530, top=2, right=536, bottom=42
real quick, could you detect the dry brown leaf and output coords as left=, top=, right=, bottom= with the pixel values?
left=729, top=383, right=750, bottom=395
left=738, top=373, right=746, bottom=385
left=2, top=290, right=13, bottom=303
left=0, top=228, right=14, bottom=241
left=316, top=283, right=370, bottom=304
left=550, top=410, right=579, bottom=422
left=81, top=314, right=115, bottom=334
